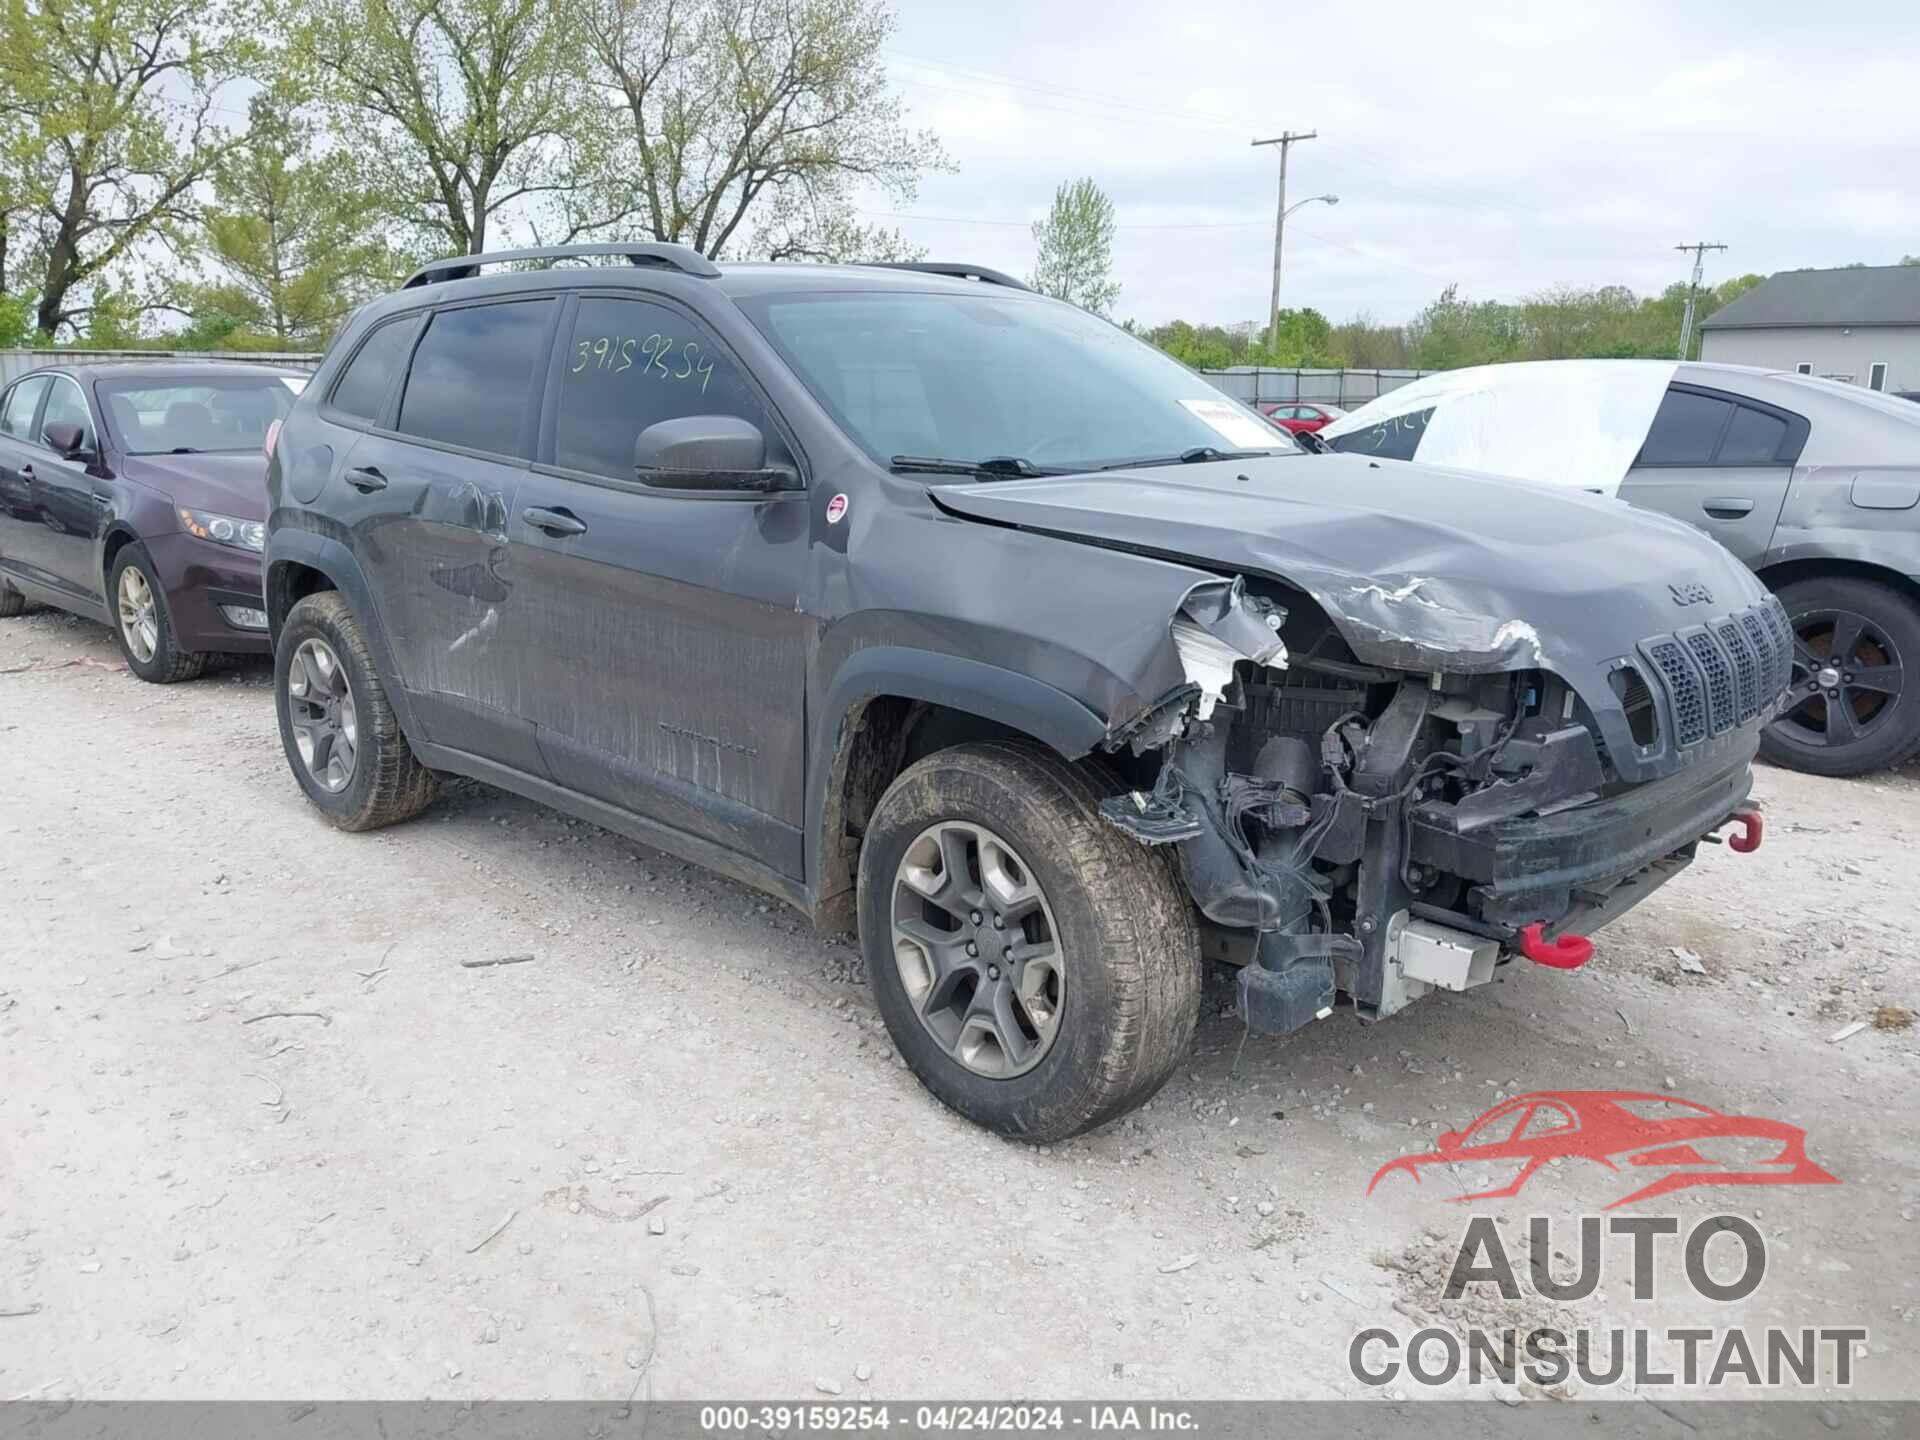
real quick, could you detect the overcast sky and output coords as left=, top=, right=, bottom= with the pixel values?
left=869, top=0, right=1920, bottom=328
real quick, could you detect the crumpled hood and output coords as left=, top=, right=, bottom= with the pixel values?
left=928, top=452, right=1768, bottom=676
left=119, top=452, right=269, bottom=519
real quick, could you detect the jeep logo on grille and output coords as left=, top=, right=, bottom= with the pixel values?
left=1669, top=582, right=1714, bottom=607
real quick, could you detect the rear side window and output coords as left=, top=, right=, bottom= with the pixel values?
left=1638, top=389, right=1731, bottom=465
left=1, top=375, right=50, bottom=438
left=330, top=318, right=419, bottom=423
left=397, top=300, right=554, bottom=457
left=1327, top=406, right=1431, bottom=461
left=551, top=296, right=770, bottom=481
left=1717, top=404, right=1789, bottom=465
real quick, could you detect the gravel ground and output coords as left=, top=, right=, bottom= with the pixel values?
left=2, top=604, right=1917, bottom=1404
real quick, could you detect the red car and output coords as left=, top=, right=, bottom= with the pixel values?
left=1259, top=402, right=1346, bottom=434
left=1367, top=1091, right=1838, bottom=1209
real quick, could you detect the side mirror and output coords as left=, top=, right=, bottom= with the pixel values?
left=43, top=422, right=88, bottom=458
left=634, top=415, right=799, bottom=493
left=1291, top=428, right=1329, bottom=454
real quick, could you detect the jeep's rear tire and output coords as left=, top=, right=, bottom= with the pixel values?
left=1761, top=576, right=1920, bottom=778
left=275, top=591, right=438, bottom=830
left=858, top=740, right=1202, bottom=1141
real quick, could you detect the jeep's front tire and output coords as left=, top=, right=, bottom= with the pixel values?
left=275, top=591, right=438, bottom=830
left=858, top=741, right=1202, bottom=1141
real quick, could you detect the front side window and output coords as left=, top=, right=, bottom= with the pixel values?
left=1639, top=389, right=1732, bottom=465
left=551, top=296, right=770, bottom=481
left=736, top=289, right=1297, bottom=473
left=1, top=375, right=50, bottom=439
left=396, top=300, right=554, bottom=457
left=99, top=377, right=298, bottom=454
left=38, top=377, right=95, bottom=450
left=330, top=317, right=420, bottom=423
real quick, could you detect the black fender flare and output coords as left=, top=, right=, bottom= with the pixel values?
left=803, top=645, right=1109, bottom=907
left=264, top=530, right=425, bottom=745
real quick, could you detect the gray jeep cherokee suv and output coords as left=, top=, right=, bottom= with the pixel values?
left=264, top=244, right=1787, bottom=1140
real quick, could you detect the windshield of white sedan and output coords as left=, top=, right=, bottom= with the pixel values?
left=739, top=290, right=1298, bottom=474
left=100, top=377, right=299, bottom=454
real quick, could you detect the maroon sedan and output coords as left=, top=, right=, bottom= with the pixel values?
left=0, top=362, right=306, bottom=681
left=1259, top=401, right=1346, bottom=434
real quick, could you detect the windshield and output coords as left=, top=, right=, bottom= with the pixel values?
left=736, top=289, right=1299, bottom=472
left=99, top=375, right=303, bottom=454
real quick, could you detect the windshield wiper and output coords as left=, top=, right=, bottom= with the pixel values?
left=1096, top=446, right=1281, bottom=471
left=890, top=454, right=1050, bottom=480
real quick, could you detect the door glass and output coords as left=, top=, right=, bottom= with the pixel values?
left=1716, top=405, right=1788, bottom=465
left=552, top=296, right=770, bottom=481
left=38, top=378, right=94, bottom=450
left=1327, top=405, right=1432, bottom=460
left=330, top=317, right=420, bottom=423
left=397, top=300, right=554, bottom=457
left=1, top=376, right=51, bottom=438
left=1639, top=390, right=1731, bottom=465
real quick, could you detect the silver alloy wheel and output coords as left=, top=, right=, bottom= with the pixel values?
left=286, top=637, right=359, bottom=793
left=890, top=820, right=1066, bottom=1079
left=116, top=565, right=159, bottom=663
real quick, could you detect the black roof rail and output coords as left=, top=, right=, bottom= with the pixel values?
left=866, top=262, right=1032, bottom=292
left=401, top=242, right=721, bottom=289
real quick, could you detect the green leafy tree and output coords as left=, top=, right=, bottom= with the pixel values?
left=0, top=290, right=32, bottom=346
left=1029, top=176, right=1119, bottom=314
left=188, top=95, right=398, bottom=344
left=1255, top=306, right=1336, bottom=367
left=566, top=0, right=947, bottom=261
left=290, top=0, right=597, bottom=256
left=0, top=0, right=256, bottom=338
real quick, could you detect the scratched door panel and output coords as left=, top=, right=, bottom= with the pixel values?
left=506, top=476, right=811, bottom=878
left=343, top=430, right=543, bottom=775
left=343, top=296, right=559, bottom=775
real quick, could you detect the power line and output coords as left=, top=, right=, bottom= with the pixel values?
left=859, top=208, right=1265, bottom=232
left=1251, top=131, right=1317, bottom=337
left=1674, top=241, right=1728, bottom=358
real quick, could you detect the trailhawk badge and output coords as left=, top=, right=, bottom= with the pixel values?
left=826, top=493, right=849, bottom=524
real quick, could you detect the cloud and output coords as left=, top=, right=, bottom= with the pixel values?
left=876, top=0, right=1919, bottom=325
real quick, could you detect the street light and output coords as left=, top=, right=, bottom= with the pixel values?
left=1287, top=193, right=1339, bottom=220
left=1270, top=193, right=1338, bottom=341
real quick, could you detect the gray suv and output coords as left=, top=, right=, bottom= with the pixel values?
left=264, top=245, right=1786, bottom=1140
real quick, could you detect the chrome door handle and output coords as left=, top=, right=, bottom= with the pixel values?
left=523, top=506, right=588, bottom=537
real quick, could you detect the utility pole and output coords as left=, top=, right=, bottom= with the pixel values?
left=1674, top=241, right=1727, bottom=359
left=1252, top=130, right=1316, bottom=343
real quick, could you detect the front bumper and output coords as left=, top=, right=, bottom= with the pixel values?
left=1407, top=734, right=1757, bottom=929
left=143, top=531, right=270, bottom=654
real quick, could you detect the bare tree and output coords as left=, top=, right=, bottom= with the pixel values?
left=567, top=0, right=948, bottom=261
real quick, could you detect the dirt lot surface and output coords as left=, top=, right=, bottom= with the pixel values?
left=3, top=605, right=1918, bottom=1405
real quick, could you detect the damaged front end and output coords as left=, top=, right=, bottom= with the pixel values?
left=1098, top=577, right=1771, bottom=1036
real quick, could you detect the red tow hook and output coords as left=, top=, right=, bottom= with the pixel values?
left=1727, top=807, right=1764, bottom=854
left=1517, top=923, right=1594, bottom=970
